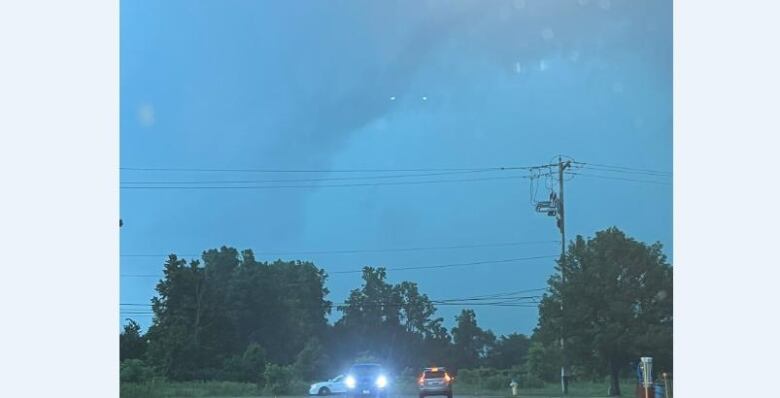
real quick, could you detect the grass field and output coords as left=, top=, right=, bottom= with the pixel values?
left=120, top=380, right=641, bottom=398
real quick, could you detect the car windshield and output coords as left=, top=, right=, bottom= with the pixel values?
left=351, top=364, right=381, bottom=375
left=425, top=370, right=446, bottom=378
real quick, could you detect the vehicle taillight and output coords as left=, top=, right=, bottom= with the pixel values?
left=418, top=374, right=425, bottom=385
left=444, top=373, right=451, bottom=383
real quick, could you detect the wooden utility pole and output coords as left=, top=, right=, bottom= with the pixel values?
left=557, top=156, right=571, bottom=395
left=532, top=156, right=571, bottom=394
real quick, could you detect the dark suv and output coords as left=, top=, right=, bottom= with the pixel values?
left=345, top=363, right=390, bottom=398
left=418, top=367, right=453, bottom=398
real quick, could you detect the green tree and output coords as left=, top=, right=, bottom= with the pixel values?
left=120, top=319, right=147, bottom=361
left=221, top=343, right=267, bottom=383
left=397, top=281, right=436, bottom=335
left=421, top=317, right=452, bottom=368
left=145, top=248, right=332, bottom=380
left=145, top=255, right=209, bottom=379
left=536, top=227, right=673, bottom=396
left=486, top=333, right=530, bottom=369
left=451, top=309, right=496, bottom=369
left=334, top=267, right=404, bottom=366
left=525, top=341, right=560, bottom=382
left=333, top=267, right=450, bottom=371
left=295, top=338, right=328, bottom=381
left=264, top=363, right=295, bottom=395
left=120, top=359, right=154, bottom=383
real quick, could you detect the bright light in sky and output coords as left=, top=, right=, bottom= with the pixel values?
left=137, top=103, right=155, bottom=127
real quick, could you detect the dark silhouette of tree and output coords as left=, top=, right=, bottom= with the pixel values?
left=536, top=227, right=672, bottom=396
left=120, top=319, right=146, bottom=361
left=451, top=309, right=495, bottom=369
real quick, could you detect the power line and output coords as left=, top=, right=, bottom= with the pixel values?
left=121, top=166, right=534, bottom=174
left=118, top=301, right=541, bottom=315
left=572, top=161, right=672, bottom=176
left=120, top=254, right=557, bottom=279
left=566, top=171, right=672, bottom=186
left=575, top=165, right=672, bottom=178
left=120, top=240, right=560, bottom=258
left=120, top=295, right=542, bottom=308
left=120, top=292, right=544, bottom=311
left=121, top=170, right=499, bottom=185
left=436, top=288, right=548, bottom=301
left=120, top=174, right=531, bottom=190
left=329, top=255, right=558, bottom=274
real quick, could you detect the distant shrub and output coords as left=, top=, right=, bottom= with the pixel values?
left=242, top=343, right=268, bottom=384
left=456, top=369, right=478, bottom=385
left=521, top=374, right=545, bottom=389
left=264, top=363, right=294, bottom=395
left=121, top=359, right=155, bottom=383
left=294, top=338, right=328, bottom=381
left=222, top=343, right=267, bottom=384
left=484, top=374, right=508, bottom=390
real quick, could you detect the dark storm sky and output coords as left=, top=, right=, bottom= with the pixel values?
left=120, top=0, right=672, bottom=336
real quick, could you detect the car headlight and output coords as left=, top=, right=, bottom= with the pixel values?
left=376, top=375, right=388, bottom=388
left=346, top=375, right=356, bottom=389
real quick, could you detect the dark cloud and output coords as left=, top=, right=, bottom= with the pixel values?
left=255, top=0, right=669, bottom=165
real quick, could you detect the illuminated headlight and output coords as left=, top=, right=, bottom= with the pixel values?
left=376, top=375, right=388, bottom=388
left=345, top=375, right=356, bottom=389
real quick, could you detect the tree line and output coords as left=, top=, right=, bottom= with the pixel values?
left=121, top=227, right=672, bottom=396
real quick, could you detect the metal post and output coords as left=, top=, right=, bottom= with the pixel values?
left=663, top=372, right=671, bottom=398
left=641, top=357, right=653, bottom=398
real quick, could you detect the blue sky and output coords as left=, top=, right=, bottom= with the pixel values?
left=120, top=0, right=672, bottom=336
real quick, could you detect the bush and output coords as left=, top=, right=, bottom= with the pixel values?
left=483, top=374, right=507, bottom=390
left=294, top=338, right=328, bottom=381
left=521, top=374, right=545, bottom=388
left=264, top=363, right=294, bottom=395
left=222, top=343, right=267, bottom=384
left=455, top=368, right=478, bottom=385
left=242, top=343, right=267, bottom=384
left=121, top=359, right=155, bottom=383
left=525, top=342, right=560, bottom=382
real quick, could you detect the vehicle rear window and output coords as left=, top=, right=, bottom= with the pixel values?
left=425, top=370, right=446, bottom=378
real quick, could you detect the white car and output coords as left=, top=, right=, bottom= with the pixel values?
left=310, top=374, right=348, bottom=396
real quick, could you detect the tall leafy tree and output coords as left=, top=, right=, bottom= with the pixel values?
left=145, top=248, right=332, bottom=380
left=334, top=267, right=447, bottom=371
left=294, top=338, right=329, bottom=381
left=146, top=255, right=209, bottom=379
left=451, top=309, right=496, bottom=370
left=486, top=333, right=531, bottom=369
left=525, top=341, right=560, bottom=381
left=335, top=267, right=403, bottom=366
left=421, top=317, right=453, bottom=368
left=536, top=227, right=672, bottom=396
left=120, top=319, right=147, bottom=361
left=397, top=281, right=436, bottom=335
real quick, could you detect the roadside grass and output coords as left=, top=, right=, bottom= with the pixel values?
left=121, top=380, right=638, bottom=398
left=121, top=380, right=262, bottom=398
